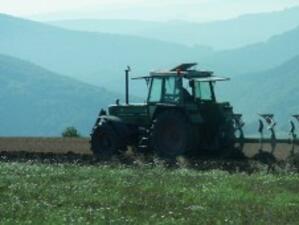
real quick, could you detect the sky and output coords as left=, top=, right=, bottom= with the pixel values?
left=1, top=0, right=299, bottom=22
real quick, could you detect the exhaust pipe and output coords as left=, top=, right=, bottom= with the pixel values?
left=125, top=66, right=131, bottom=105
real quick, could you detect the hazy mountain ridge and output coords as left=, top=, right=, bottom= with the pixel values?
left=0, top=53, right=119, bottom=136
left=1, top=13, right=299, bottom=136
left=220, top=55, right=299, bottom=134
left=0, top=13, right=211, bottom=93
left=49, top=6, right=299, bottom=50
left=2, top=13, right=299, bottom=94
left=201, top=24, right=299, bottom=76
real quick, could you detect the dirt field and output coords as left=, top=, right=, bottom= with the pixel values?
left=0, top=137, right=91, bottom=155
left=242, top=142, right=299, bottom=160
left=0, top=137, right=298, bottom=162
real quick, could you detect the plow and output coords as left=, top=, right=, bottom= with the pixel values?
left=234, top=114, right=299, bottom=161
left=0, top=63, right=298, bottom=164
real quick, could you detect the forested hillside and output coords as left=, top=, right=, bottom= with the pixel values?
left=0, top=54, right=119, bottom=136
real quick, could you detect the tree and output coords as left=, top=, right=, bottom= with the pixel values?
left=62, top=127, right=81, bottom=138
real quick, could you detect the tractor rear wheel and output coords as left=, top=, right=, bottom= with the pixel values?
left=90, top=122, right=120, bottom=158
left=149, top=111, right=194, bottom=158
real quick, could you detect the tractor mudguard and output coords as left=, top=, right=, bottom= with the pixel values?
left=153, top=105, right=203, bottom=124
left=152, top=105, right=186, bottom=120
left=98, top=115, right=139, bottom=146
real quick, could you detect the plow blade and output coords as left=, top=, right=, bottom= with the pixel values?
left=238, top=138, right=299, bottom=161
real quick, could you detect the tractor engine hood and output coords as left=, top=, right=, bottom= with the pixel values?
left=108, top=103, right=149, bottom=126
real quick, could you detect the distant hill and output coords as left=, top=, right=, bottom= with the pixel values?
left=49, top=6, right=299, bottom=50
left=0, top=13, right=210, bottom=95
left=1, top=13, right=299, bottom=96
left=201, top=25, right=299, bottom=76
left=0, top=54, right=120, bottom=136
left=2, top=13, right=299, bottom=78
left=219, top=55, right=299, bottom=134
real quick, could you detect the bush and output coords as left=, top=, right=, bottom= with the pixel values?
left=62, top=127, right=81, bottom=138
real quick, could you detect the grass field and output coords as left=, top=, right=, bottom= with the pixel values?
left=0, top=162, right=298, bottom=225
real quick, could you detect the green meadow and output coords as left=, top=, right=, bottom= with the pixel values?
left=0, top=162, right=298, bottom=225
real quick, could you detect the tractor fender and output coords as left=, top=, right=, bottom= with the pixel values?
left=152, top=105, right=188, bottom=121
left=152, top=105, right=203, bottom=123
left=97, top=115, right=139, bottom=146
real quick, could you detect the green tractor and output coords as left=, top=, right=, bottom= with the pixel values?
left=91, top=63, right=240, bottom=158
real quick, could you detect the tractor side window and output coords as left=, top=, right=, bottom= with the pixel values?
left=195, top=82, right=214, bottom=101
left=183, top=79, right=192, bottom=95
left=148, top=78, right=163, bottom=102
left=163, top=77, right=181, bottom=103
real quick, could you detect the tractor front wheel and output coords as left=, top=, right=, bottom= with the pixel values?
left=90, top=122, right=121, bottom=158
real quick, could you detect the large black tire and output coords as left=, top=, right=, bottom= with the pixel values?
left=90, top=122, right=121, bottom=158
left=149, top=111, right=194, bottom=158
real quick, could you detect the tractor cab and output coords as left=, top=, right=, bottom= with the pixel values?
left=139, top=63, right=229, bottom=106
left=140, top=64, right=233, bottom=147
left=108, top=63, right=231, bottom=126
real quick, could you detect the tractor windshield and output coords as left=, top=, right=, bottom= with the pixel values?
left=163, top=77, right=181, bottom=103
left=148, top=77, right=181, bottom=103
left=194, top=81, right=215, bottom=102
left=148, top=78, right=163, bottom=102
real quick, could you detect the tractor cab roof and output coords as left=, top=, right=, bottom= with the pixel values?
left=132, top=63, right=230, bottom=82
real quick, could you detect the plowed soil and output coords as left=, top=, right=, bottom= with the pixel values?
left=0, top=137, right=298, bottom=165
left=0, top=137, right=91, bottom=155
